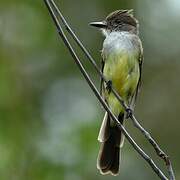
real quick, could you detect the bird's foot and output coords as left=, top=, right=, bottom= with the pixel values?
left=126, top=108, right=133, bottom=119
left=106, top=80, right=112, bottom=94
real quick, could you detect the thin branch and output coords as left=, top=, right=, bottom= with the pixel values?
left=47, top=1, right=176, bottom=179
left=49, top=0, right=127, bottom=110
left=43, top=0, right=175, bottom=179
left=129, top=114, right=175, bottom=180
left=47, top=2, right=176, bottom=179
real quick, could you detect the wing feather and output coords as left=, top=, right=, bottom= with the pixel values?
left=130, top=45, right=143, bottom=109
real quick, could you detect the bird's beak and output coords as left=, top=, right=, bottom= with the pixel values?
left=89, top=21, right=107, bottom=28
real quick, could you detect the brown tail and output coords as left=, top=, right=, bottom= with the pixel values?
left=97, top=112, right=124, bottom=176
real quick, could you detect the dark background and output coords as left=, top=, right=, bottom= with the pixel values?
left=0, top=0, right=179, bottom=179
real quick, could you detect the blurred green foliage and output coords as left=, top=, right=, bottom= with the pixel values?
left=0, top=0, right=179, bottom=179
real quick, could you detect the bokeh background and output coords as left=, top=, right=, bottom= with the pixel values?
left=0, top=0, right=179, bottom=179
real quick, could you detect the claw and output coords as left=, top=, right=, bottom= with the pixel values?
left=106, top=80, right=112, bottom=93
left=126, top=108, right=133, bottom=119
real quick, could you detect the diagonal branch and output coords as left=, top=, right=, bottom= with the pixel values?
left=43, top=0, right=175, bottom=179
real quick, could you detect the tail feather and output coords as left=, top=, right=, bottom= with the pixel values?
left=109, top=147, right=121, bottom=175
left=97, top=112, right=124, bottom=176
left=97, top=131, right=117, bottom=170
left=98, top=112, right=110, bottom=142
left=100, top=148, right=120, bottom=176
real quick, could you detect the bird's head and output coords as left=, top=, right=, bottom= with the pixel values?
left=90, top=10, right=139, bottom=36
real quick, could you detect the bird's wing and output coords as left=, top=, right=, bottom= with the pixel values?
left=100, top=53, right=105, bottom=97
left=130, top=44, right=143, bottom=109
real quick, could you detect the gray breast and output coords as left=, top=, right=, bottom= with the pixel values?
left=103, top=31, right=140, bottom=57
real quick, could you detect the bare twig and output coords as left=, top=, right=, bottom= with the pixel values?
left=43, top=0, right=175, bottom=179
left=46, top=1, right=176, bottom=179
left=129, top=114, right=175, bottom=180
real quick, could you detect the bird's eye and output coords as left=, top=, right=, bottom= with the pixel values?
left=116, top=20, right=120, bottom=23
left=114, top=19, right=123, bottom=26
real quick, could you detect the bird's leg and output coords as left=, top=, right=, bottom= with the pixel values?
left=125, top=108, right=133, bottom=119
left=106, top=80, right=112, bottom=94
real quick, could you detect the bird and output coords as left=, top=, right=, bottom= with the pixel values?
left=90, top=9, right=143, bottom=176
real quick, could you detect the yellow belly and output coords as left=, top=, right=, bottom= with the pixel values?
left=103, top=52, right=140, bottom=115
